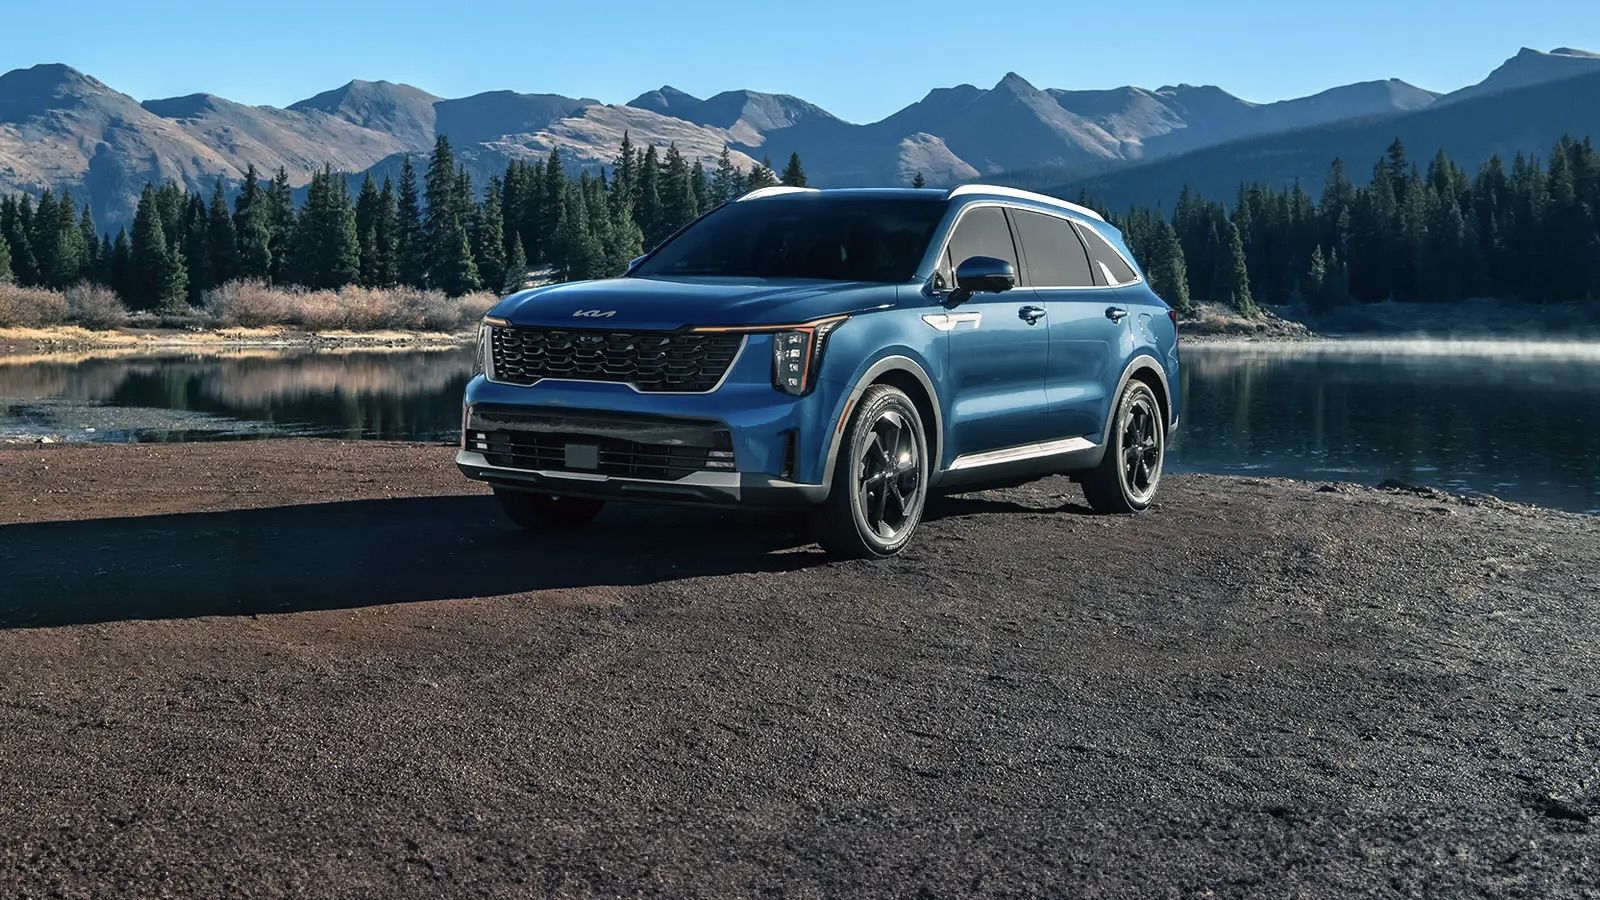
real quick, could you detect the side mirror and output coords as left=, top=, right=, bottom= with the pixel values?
left=625, top=254, right=647, bottom=273
left=953, top=256, right=1016, bottom=301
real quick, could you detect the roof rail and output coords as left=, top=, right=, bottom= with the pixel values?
left=738, top=186, right=820, bottom=201
left=946, top=184, right=1105, bottom=222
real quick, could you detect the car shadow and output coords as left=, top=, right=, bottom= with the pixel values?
left=0, top=495, right=822, bottom=630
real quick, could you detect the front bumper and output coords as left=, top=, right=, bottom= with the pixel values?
left=457, top=449, right=828, bottom=508
left=457, top=373, right=839, bottom=509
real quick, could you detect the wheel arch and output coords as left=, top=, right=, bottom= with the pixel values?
left=1104, top=354, right=1172, bottom=443
left=821, top=355, right=944, bottom=490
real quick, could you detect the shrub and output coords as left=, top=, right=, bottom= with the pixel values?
left=64, top=283, right=128, bottom=329
left=0, top=283, right=69, bottom=328
left=205, top=280, right=292, bottom=327
left=205, top=280, right=495, bottom=332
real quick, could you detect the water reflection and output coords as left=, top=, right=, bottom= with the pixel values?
left=0, top=348, right=474, bottom=443
left=1173, top=342, right=1600, bottom=513
left=2, top=341, right=1597, bottom=513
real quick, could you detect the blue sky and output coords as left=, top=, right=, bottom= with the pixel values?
left=3, top=0, right=1595, bottom=122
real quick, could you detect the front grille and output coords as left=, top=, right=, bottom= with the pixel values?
left=490, top=326, right=744, bottom=392
left=466, top=405, right=734, bottom=481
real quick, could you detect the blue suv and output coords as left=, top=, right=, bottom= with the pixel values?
left=458, top=185, right=1179, bottom=557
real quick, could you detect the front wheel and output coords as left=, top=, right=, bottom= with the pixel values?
left=812, top=385, right=930, bottom=559
left=494, top=488, right=605, bottom=530
left=1080, top=380, right=1165, bottom=514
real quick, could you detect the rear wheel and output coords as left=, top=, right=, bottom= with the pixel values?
left=1081, top=380, right=1165, bottom=514
left=812, top=385, right=929, bottom=559
left=494, top=488, right=605, bottom=530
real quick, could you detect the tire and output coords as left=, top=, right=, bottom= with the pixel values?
left=812, top=384, right=930, bottom=559
left=493, top=488, right=605, bottom=530
left=1081, top=379, right=1165, bottom=515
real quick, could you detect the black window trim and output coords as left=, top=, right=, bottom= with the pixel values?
left=932, top=200, right=1139, bottom=294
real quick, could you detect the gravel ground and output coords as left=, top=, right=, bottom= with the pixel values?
left=1, top=440, right=1597, bottom=898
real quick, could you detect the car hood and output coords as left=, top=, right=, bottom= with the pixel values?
left=489, top=276, right=900, bottom=330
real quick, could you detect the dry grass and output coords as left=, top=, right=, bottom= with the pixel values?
left=0, top=325, right=141, bottom=347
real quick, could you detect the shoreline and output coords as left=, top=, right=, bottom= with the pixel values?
left=0, top=324, right=475, bottom=357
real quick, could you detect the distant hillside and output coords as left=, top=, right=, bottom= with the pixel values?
left=0, top=47, right=1593, bottom=232
left=1046, top=68, right=1600, bottom=210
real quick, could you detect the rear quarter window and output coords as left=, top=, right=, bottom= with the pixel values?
left=1076, top=223, right=1139, bottom=286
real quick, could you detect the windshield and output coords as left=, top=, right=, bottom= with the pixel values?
left=631, top=195, right=947, bottom=283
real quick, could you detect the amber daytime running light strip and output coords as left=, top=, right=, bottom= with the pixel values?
left=687, top=315, right=850, bottom=334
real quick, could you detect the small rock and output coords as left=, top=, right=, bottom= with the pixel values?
left=1534, top=795, right=1590, bottom=822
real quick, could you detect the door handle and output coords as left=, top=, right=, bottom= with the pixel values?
left=1105, top=306, right=1129, bottom=322
left=1019, top=306, right=1047, bottom=325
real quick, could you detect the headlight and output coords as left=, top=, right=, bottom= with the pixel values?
left=688, top=315, right=848, bottom=396
left=771, top=317, right=845, bottom=395
left=475, top=316, right=510, bottom=378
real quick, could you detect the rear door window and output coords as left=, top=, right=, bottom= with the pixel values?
left=1012, top=210, right=1095, bottom=288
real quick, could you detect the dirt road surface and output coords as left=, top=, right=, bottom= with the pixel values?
left=1, top=440, right=1597, bottom=897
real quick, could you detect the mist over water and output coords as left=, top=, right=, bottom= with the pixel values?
left=1, top=339, right=1596, bottom=513
left=1172, top=340, right=1600, bottom=513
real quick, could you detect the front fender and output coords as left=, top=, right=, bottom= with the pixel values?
left=811, top=306, right=947, bottom=488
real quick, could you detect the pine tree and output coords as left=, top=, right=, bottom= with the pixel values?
left=395, top=156, right=427, bottom=287
left=0, top=221, right=11, bottom=282
left=288, top=167, right=361, bottom=289
left=206, top=180, right=238, bottom=288
left=1221, top=220, right=1257, bottom=317
left=355, top=173, right=383, bottom=286
left=266, top=168, right=295, bottom=284
left=163, top=245, right=189, bottom=314
left=503, top=234, right=529, bottom=293
left=79, top=204, right=100, bottom=278
left=743, top=159, right=779, bottom=191
left=911, top=171, right=927, bottom=189
left=780, top=153, right=807, bottom=187
left=613, top=132, right=639, bottom=207
left=36, top=189, right=87, bottom=288
left=234, top=165, right=272, bottom=280
left=182, top=194, right=212, bottom=300
left=1148, top=220, right=1191, bottom=312
left=473, top=177, right=507, bottom=293
left=635, top=145, right=662, bottom=244
left=606, top=173, right=645, bottom=275
left=658, top=144, right=699, bottom=241
left=551, top=182, right=603, bottom=281
left=689, top=162, right=711, bottom=214
left=539, top=151, right=566, bottom=261
left=414, top=144, right=480, bottom=296
left=710, top=145, right=741, bottom=204
left=374, top=177, right=399, bottom=287
left=129, top=183, right=182, bottom=310
left=108, top=228, right=132, bottom=298
left=2, top=197, right=37, bottom=285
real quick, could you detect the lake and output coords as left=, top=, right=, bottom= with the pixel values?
left=3, top=340, right=1597, bottom=514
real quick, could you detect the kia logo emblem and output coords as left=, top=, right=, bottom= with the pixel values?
left=572, top=309, right=617, bottom=318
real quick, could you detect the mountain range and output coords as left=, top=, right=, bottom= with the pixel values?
left=0, top=47, right=1596, bottom=232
